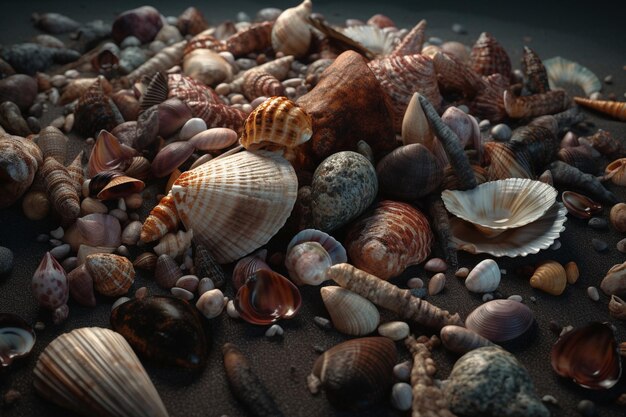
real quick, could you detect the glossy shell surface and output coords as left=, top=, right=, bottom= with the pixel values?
left=321, top=286, right=380, bottom=336
left=465, top=299, right=534, bottom=342
left=0, top=313, right=36, bottom=368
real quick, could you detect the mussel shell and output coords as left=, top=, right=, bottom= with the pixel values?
left=110, top=295, right=208, bottom=369
left=551, top=322, right=621, bottom=389
left=465, top=299, right=534, bottom=343
left=561, top=190, right=602, bottom=219
left=0, top=313, right=36, bottom=368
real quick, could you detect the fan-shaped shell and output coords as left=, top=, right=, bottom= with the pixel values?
left=543, top=56, right=601, bottom=97
left=33, top=327, right=169, bottom=417
left=320, top=286, right=380, bottom=336
left=85, top=253, right=135, bottom=297
left=465, top=259, right=501, bottom=293
left=530, top=260, right=567, bottom=296
left=465, top=299, right=534, bottom=342
left=271, top=0, right=312, bottom=58
left=341, top=25, right=400, bottom=56
left=442, top=178, right=557, bottom=237
left=345, top=200, right=433, bottom=280
left=172, top=150, right=297, bottom=263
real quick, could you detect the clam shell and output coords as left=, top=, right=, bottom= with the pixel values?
left=151, top=141, right=195, bottom=178
left=442, top=178, right=557, bottom=237
left=88, top=130, right=136, bottom=178
left=111, top=295, right=208, bottom=369
left=271, top=0, right=312, bottom=58
left=74, top=213, right=122, bottom=250
left=465, top=299, right=534, bottom=342
left=33, top=327, right=169, bottom=417
left=285, top=241, right=333, bottom=286
left=133, top=252, right=157, bottom=271
left=286, top=229, right=347, bottom=265
left=529, top=260, right=567, bottom=296
left=320, top=286, right=380, bottom=336
left=440, top=325, right=495, bottom=355
left=85, top=253, right=135, bottom=297
left=0, top=313, right=36, bottom=368
left=308, top=337, right=396, bottom=410
left=345, top=200, right=433, bottom=280
left=551, top=322, right=621, bottom=389
left=465, top=259, right=501, bottom=293
left=172, top=150, right=297, bottom=263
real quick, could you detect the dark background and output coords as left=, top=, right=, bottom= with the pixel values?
left=1, top=1, right=626, bottom=417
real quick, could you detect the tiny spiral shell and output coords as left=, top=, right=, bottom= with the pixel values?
left=242, top=70, right=285, bottom=101
left=140, top=192, right=179, bottom=243
left=41, top=156, right=80, bottom=223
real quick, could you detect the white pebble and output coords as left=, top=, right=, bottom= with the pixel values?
left=407, top=277, right=424, bottom=289
left=241, top=103, right=253, bottom=114
left=482, top=293, right=494, bottom=302
left=427, top=37, right=443, bottom=45
left=451, top=23, right=467, bottom=34
left=180, top=118, right=207, bottom=140
left=393, top=361, right=412, bottom=382
left=265, top=324, right=284, bottom=338
left=50, top=243, right=70, bottom=260
left=64, top=69, right=79, bottom=79
left=251, top=96, right=268, bottom=108
left=236, top=11, right=251, bottom=22
left=120, top=36, right=141, bottom=48
left=282, top=78, right=304, bottom=88
left=48, top=89, right=60, bottom=105
left=34, top=321, right=45, bottom=331
left=508, top=295, right=523, bottom=302
left=219, top=51, right=236, bottom=66
left=428, top=273, right=446, bottom=295
left=198, top=277, right=215, bottom=295
left=378, top=321, right=410, bottom=341
left=230, top=94, right=246, bottom=105
left=112, top=297, right=130, bottom=311
left=604, top=75, right=613, bottom=84
left=63, top=113, right=74, bottom=133
left=196, top=289, right=225, bottom=319
left=390, top=382, right=413, bottom=411
left=50, top=115, right=64, bottom=128
left=226, top=300, right=240, bottom=319
left=117, top=198, right=126, bottom=211
left=587, top=286, right=600, bottom=301
left=424, top=258, right=447, bottom=272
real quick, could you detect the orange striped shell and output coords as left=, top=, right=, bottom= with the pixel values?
left=573, top=97, right=626, bottom=122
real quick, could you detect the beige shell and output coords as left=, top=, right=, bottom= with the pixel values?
left=33, top=327, right=168, bottom=417
left=401, top=92, right=434, bottom=147
left=320, top=286, right=380, bottom=336
left=242, top=70, right=285, bottom=102
left=85, top=253, right=135, bottom=297
left=529, top=260, right=567, bottom=296
left=271, top=0, right=312, bottom=58
left=465, top=259, right=501, bottom=293
left=428, top=273, right=446, bottom=296
left=35, top=126, right=68, bottom=164
left=565, top=261, right=579, bottom=284
left=573, top=97, right=626, bottom=122
left=154, top=229, right=194, bottom=259
left=608, top=295, right=626, bottom=320
left=240, top=96, right=312, bottom=151
left=183, top=48, right=233, bottom=87
left=172, top=150, right=297, bottom=263
left=600, top=262, right=626, bottom=297
left=22, top=190, right=50, bottom=221
left=41, top=156, right=80, bottom=224
left=605, top=158, right=626, bottom=186
left=341, top=25, right=400, bottom=56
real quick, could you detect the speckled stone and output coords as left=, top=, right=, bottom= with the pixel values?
left=0, top=246, right=14, bottom=275
left=588, top=217, right=608, bottom=230
left=310, top=151, right=378, bottom=232
left=444, top=346, right=549, bottom=417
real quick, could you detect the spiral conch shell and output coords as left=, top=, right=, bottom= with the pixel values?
left=271, top=0, right=312, bottom=58
left=0, top=134, right=43, bottom=208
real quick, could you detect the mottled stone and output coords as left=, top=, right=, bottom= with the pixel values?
left=588, top=217, right=608, bottom=230
left=444, top=346, right=549, bottom=417
left=0, top=246, right=13, bottom=275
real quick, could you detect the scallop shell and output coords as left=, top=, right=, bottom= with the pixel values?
left=240, top=96, right=312, bottom=151
left=33, top=327, right=169, bottom=417
left=573, top=97, right=626, bottom=122
left=308, top=337, right=396, bottom=410
left=469, top=32, right=512, bottom=80
left=242, top=70, right=285, bottom=101
left=285, top=242, right=333, bottom=286
left=286, top=229, right=347, bottom=265
left=341, top=25, right=400, bottom=56
left=543, top=56, right=602, bottom=97
left=529, top=260, right=567, bottom=296
left=465, top=259, right=501, bottom=293
left=551, top=322, right=621, bottom=389
left=0, top=134, right=42, bottom=208
left=85, top=253, right=135, bottom=297
left=345, top=200, right=433, bottom=280
left=440, top=325, right=495, bottom=355
left=0, top=313, right=36, bottom=368
left=271, top=0, right=312, bottom=58
left=172, top=150, right=297, bottom=263
left=321, top=286, right=380, bottom=336
left=465, top=299, right=534, bottom=342
left=225, top=21, right=274, bottom=57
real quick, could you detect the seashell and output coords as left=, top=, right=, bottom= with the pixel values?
left=196, top=288, right=226, bottom=319
left=0, top=74, right=38, bottom=111
left=177, top=7, right=209, bottom=36
left=0, top=43, right=79, bottom=75
left=182, top=97, right=246, bottom=132
left=31, top=12, right=80, bottom=34
left=111, top=295, right=208, bottom=368
left=240, top=96, right=312, bottom=151
left=85, top=253, right=135, bottom=297
left=285, top=242, right=332, bottom=286
left=465, top=259, right=501, bottom=293
left=600, top=262, right=626, bottom=297
left=504, top=89, right=571, bottom=119
left=141, top=192, right=179, bottom=242
left=112, top=90, right=140, bottom=121
left=401, top=92, right=434, bottom=147
left=551, top=161, right=617, bottom=205
left=529, top=260, right=567, bottom=296
left=321, top=286, right=379, bottom=336
left=154, top=229, right=194, bottom=259
left=428, top=273, right=446, bottom=295
left=91, top=43, right=120, bottom=75
left=521, top=46, right=549, bottom=94
left=183, top=48, right=233, bottom=87
left=310, top=151, right=378, bottom=233
left=573, top=97, right=626, bottom=122
left=73, top=78, right=124, bottom=138
left=442, top=178, right=557, bottom=237
left=67, top=264, right=96, bottom=307
left=184, top=33, right=227, bottom=56
left=441, top=106, right=480, bottom=151
left=561, top=190, right=602, bottom=219
left=88, top=130, right=136, bottom=178
left=557, top=146, right=597, bottom=174
left=0, top=101, right=30, bottom=136
left=391, top=18, right=426, bottom=56
left=442, top=164, right=488, bottom=191
left=469, top=32, right=512, bottom=80
left=465, top=299, right=534, bottom=343
left=33, top=327, right=169, bottom=417
left=76, top=245, right=116, bottom=267
left=31, top=251, right=69, bottom=323
left=74, top=213, right=122, bottom=250
left=172, top=150, right=297, bottom=263
left=441, top=41, right=470, bottom=63
left=304, top=58, right=333, bottom=87
left=65, top=151, right=84, bottom=194
left=22, top=190, right=50, bottom=220
left=345, top=200, right=433, bottom=280
left=97, top=174, right=144, bottom=201
left=609, top=203, right=626, bottom=233
left=59, top=77, right=113, bottom=105
left=341, top=25, right=400, bottom=56
left=609, top=295, right=626, bottom=320
left=231, top=249, right=271, bottom=291
left=286, top=229, right=347, bottom=266
left=376, top=143, right=442, bottom=201
left=193, top=243, right=226, bottom=289
left=125, top=41, right=187, bottom=86
left=543, top=56, right=601, bottom=97
left=469, top=73, right=509, bottom=123
left=367, top=14, right=395, bottom=28
left=235, top=269, right=301, bottom=325
left=584, top=129, right=624, bottom=160
left=124, top=156, right=151, bottom=181
left=307, top=337, right=396, bottom=410
left=151, top=141, right=195, bottom=178
left=41, top=156, right=80, bottom=224
left=0, top=313, right=36, bottom=368
left=242, top=70, right=285, bottom=101
left=0, top=135, right=42, bottom=208
left=225, top=21, right=274, bottom=57
left=368, top=53, right=442, bottom=130
left=189, top=127, right=238, bottom=151
left=432, top=51, right=483, bottom=98
left=133, top=252, right=158, bottom=271
left=111, top=6, right=162, bottom=44
left=424, top=258, right=447, bottom=272
left=440, top=325, right=495, bottom=355
left=551, top=322, right=621, bottom=389
left=154, top=254, right=183, bottom=290
left=180, top=118, right=207, bottom=140
left=605, top=158, right=626, bottom=186
left=271, top=0, right=312, bottom=58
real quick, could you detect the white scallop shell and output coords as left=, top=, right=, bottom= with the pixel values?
left=33, top=327, right=169, bottom=417
left=442, top=178, right=557, bottom=237
left=465, top=259, right=501, bottom=293
left=320, top=286, right=380, bottom=336
left=341, top=25, right=400, bottom=56
left=543, top=56, right=602, bottom=98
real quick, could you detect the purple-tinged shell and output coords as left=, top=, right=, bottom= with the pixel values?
left=562, top=191, right=602, bottom=219
left=75, top=213, right=122, bottom=249
left=88, top=130, right=137, bottom=178
left=465, top=299, right=534, bottom=343
left=286, top=229, right=347, bottom=265
left=551, top=322, right=621, bottom=389
left=67, top=264, right=96, bottom=307
left=0, top=313, right=36, bottom=368
left=155, top=254, right=183, bottom=290
left=31, top=252, right=69, bottom=320
left=189, top=127, right=238, bottom=151
left=440, top=325, right=495, bottom=355
left=285, top=241, right=332, bottom=286
left=112, top=6, right=163, bottom=44
left=234, top=269, right=301, bottom=325
left=151, top=141, right=195, bottom=178
left=232, top=249, right=271, bottom=291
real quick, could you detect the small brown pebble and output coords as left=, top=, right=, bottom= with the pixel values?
left=592, top=238, right=608, bottom=252
left=482, top=293, right=494, bottom=302
left=2, top=389, right=21, bottom=407
left=424, top=258, right=447, bottom=272
left=577, top=399, right=597, bottom=417
left=617, top=238, right=626, bottom=253
left=587, top=286, right=600, bottom=301
left=565, top=261, right=579, bottom=284
left=455, top=267, right=469, bottom=278
left=135, top=286, right=148, bottom=299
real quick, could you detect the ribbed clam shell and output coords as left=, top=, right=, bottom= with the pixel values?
left=125, top=41, right=186, bottom=86
left=155, top=254, right=183, bottom=289
left=0, top=313, right=36, bottom=368
left=561, top=190, right=602, bottom=219
left=0, top=134, right=42, bottom=208
left=35, top=126, right=68, bottom=164
left=141, top=192, right=179, bottom=243
left=240, top=96, right=312, bottom=151
left=85, top=253, right=135, bottom=297
left=529, top=260, right=567, bottom=296
left=308, top=337, right=396, bottom=410
left=440, top=325, right=495, bottom=355
left=73, top=78, right=123, bottom=138
left=183, top=48, right=233, bottom=87
left=96, top=175, right=144, bottom=200
left=543, top=56, right=601, bottom=97
left=573, top=97, right=626, bottom=122
left=271, top=0, right=312, bottom=58
left=33, top=327, right=169, bottom=417
left=154, top=229, right=194, bottom=259
left=465, top=259, right=501, bottom=293
left=521, top=46, right=549, bottom=94
left=140, top=71, right=169, bottom=110
left=320, top=286, right=380, bottom=336
left=376, top=144, right=442, bottom=201
left=88, top=130, right=136, bottom=178
left=67, top=264, right=96, bottom=307
left=345, top=200, right=433, bottom=280
left=133, top=252, right=157, bottom=271
left=151, top=141, right=195, bottom=178
left=242, top=70, right=285, bottom=102
left=286, top=229, right=347, bottom=265
left=341, top=25, right=400, bottom=56
left=189, top=127, right=238, bottom=151
left=391, top=18, right=426, bottom=56
left=442, top=179, right=557, bottom=236
left=368, top=54, right=442, bottom=129
left=231, top=249, right=270, bottom=290
left=469, top=32, right=512, bottom=79
left=285, top=241, right=333, bottom=286
left=31, top=251, right=68, bottom=311
left=605, top=158, right=626, bottom=186
left=186, top=99, right=246, bottom=132
left=177, top=7, right=209, bottom=36
left=504, top=89, right=571, bottom=119
left=465, top=299, right=534, bottom=342
left=551, top=322, right=621, bottom=389
left=41, top=157, right=80, bottom=223
left=225, top=21, right=273, bottom=57
left=172, top=150, right=297, bottom=263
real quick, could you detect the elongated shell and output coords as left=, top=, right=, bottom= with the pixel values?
left=85, top=253, right=135, bottom=297
left=469, top=32, right=512, bottom=80
left=529, top=260, right=567, bottom=296
left=521, top=46, right=549, bottom=94
left=271, top=0, right=312, bottom=58
left=33, top=327, right=169, bottom=417
left=465, top=299, right=534, bottom=342
left=35, top=126, right=68, bottom=164
left=465, top=259, right=501, bottom=293
left=321, top=286, right=379, bottom=336
left=573, top=97, right=626, bottom=122
left=504, top=89, right=570, bottom=119
left=543, top=56, right=601, bottom=97
left=141, top=192, right=179, bottom=243
left=41, top=157, right=80, bottom=223
left=172, top=150, right=297, bottom=263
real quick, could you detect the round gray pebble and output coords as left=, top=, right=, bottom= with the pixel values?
left=491, top=124, right=512, bottom=141
left=587, top=217, right=608, bottom=230
left=390, top=382, right=413, bottom=411
left=592, top=238, right=608, bottom=252
left=451, top=23, right=467, bottom=34
left=587, top=286, right=600, bottom=301
left=393, top=361, right=412, bottom=382
left=313, top=316, right=332, bottom=330
left=577, top=399, right=597, bottom=417
left=0, top=246, right=14, bottom=275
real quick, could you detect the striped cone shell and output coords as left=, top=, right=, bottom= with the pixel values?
left=242, top=70, right=285, bottom=101
left=141, top=192, right=179, bottom=243
left=172, top=150, right=298, bottom=263
left=184, top=33, right=227, bottom=56
left=521, top=46, right=549, bottom=94
left=225, top=21, right=273, bottom=57
left=573, top=97, right=626, bottom=122
left=469, top=32, right=512, bottom=80
left=240, top=96, right=312, bottom=151
left=41, top=157, right=80, bottom=223
left=345, top=200, right=433, bottom=280
left=391, top=19, right=426, bottom=56
left=66, top=151, right=84, bottom=194
left=504, top=89, right=571, bottom=119
left=85, top=253, right=135, bottom=297
left=35, top=126, right=68, bottom=164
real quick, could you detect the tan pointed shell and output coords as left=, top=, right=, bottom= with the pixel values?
left=530, top=260, right=567, bottom=296
left=320, top=286, right=380, bottom=336
left=573, top=97, right=626, bottom=122
left=33, top=327, right=169, bottom=417
left=172, top=150, right=297, bottom=263
left=271, top=0, right=312, bottom=58
left=240, top=96, right=312, bottom=151
left=401, top=92, right=434, bottom=147
left=35, top=126, right=68, bottom=164
left=85, top=253, right=135, bottom=297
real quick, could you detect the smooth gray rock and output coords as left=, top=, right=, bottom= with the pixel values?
left=0, top=246, right=13, bottom=275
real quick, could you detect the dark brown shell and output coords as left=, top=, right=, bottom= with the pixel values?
left=0, top=101, right=30, bottom=137
left=225, top=21, right=274, bottom=57
left=468, top=73, right=508, bottom=123
left=74, top=78, right=124, bottom=138
left=557, top=146, right=598, bottom=174
left=585, top=129, right=625, bottom=160
left=0, top=74, right=38, bottom=111
left=432, top=51, right=483, bottom=98
left=111, top=6, right=163, bottom=44
left=231, top=250, right=270, bottom=291
left=110, top=295, right=208, bottom=369
left=154, top=254, right=183, bottom=289
left=176, top=7, right=209, bottom=36
left=309, top=337, right=397, bottom=410
left=521, top=46, right=549, bottom=94
left=562, top=190, right=602, bottom=219
left=469, top=32, right=512, bottom=80
left=194, top=244, right=226, bottom=289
